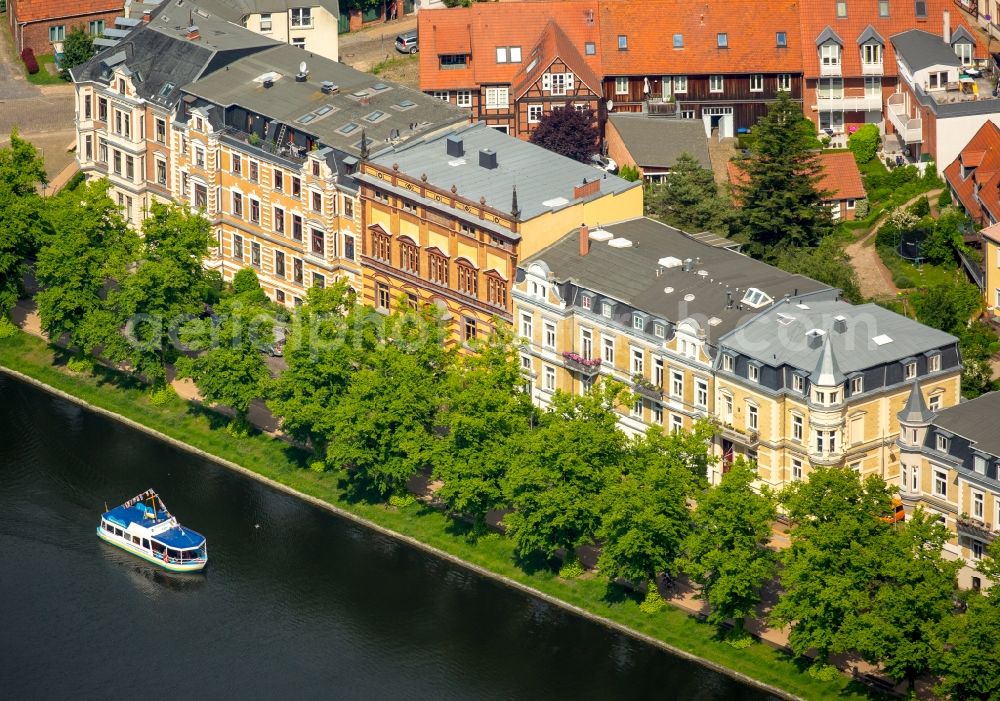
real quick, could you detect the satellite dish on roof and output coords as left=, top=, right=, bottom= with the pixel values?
left=299, top=61, right=307, bottom=73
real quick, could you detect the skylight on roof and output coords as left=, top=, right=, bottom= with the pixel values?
left=314, top=105, right=334, bottom=116
left=542, top=196, right=569, bottom=207
left=365, top=110, right=386, bottom=123
left=589, top=228, right=613, bottom=241
left=372, top=83, right=389, bottom=91
left=872, top=334, right=894, bottom=346
left=396, top=99, right=416, bottom=109
left=159, top=81, right=175, bottom=97
left=658, top=256, right=682, bottom=268
left=741, top=287, right=773, bottom=309
left=777, top=313, right=795, bottom=326
left=608, top=238, right=633, bottom=248
left=351, top=90, right=368, bottom=98
left=338, top=122, right=359, bottom=135
left=296, top=114, right=316, bottom=124
left=708, top=317, right=722, bottom=326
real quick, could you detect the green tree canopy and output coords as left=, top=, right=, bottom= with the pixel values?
left=937, top=591, right=1000, bottom=700
left=60, top=26, right=96, bottom=81
left=733, top=92, right=834, bottom=258
left=839, top=509, right=960, bottom=690
left=502, top=382, right=629, bottom=561
left=324, top=304, right=453, bottom=498
left=912, top=277, right=982, bottom=333
left=770, top=467, right=895, bottom=661
left=434, top=323, right=537, bottom=532
left=529, top=102, right=598, bottom=163
left=0, top=130, right=48, bottom=318
left=267, top=282, right=372, bottom=448
left=36, top=179, right=138, bottom=347
left=647, top=153, right=731, bottom=234
left=774, top=236, right=862, bottom=304
left=848, top=124, right=879, bottom=165
left=680, top=459, right=777, bottom=630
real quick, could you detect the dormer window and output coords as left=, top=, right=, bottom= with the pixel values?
left=904, top=361, right=917, bottom=379
left=741, top=287, right=773, bottom=309
left=821, top=43, right=841, bottom=67
left=861, top=42, right=882, bottom=66
left=580, top=293, right=592, bottom=310
left=928, top=353, right=941, bottom=372
left=748, top=363, right=760, bottom=382
left=601, top=300, right=613, bottom=318
left=955, top=41, right=973, bottom=66
left=792, top=374, right=805, bottom=392
left=973, top=454, right=987, bottom=474
left=936, top=434, right=949, bottom=452
left=654, top=324, right=665, bottom=339
left=723, top=354, right=734, bottom=372
left=632, top=314, right=645, bottom=331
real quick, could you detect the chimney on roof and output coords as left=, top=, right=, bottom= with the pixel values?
left=943, top=10, right=951, bottom=44
left=479, top=148, right=497, bottom=169
left=833, top=315, right=848, bottom=333
left=142, top=10, right=151, bottom=23
left=446, top=134, right=464, bottom=157
left=573, top=177, right=600, bottom=200
left=186, top=25, right=200, bottom=41
left=807, top=330, right=824, bottom=350
left=579, top=224, right=590, bottom=256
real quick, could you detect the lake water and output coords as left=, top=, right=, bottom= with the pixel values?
left=0, top=374, right=775, bottom=700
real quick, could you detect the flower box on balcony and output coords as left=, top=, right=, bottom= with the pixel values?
left=957, top=516, right=994, bottom=539
left=561, top=351, right=601, bottom=376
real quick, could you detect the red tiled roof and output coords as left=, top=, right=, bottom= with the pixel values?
left=418, top=1, right=602, bottom=91
left=728, top=151, right=864, bottom=202
left=8, top=0, right=122, bottom=23
left=512, top=19, right=602, bottom=97
left=944, top=121, right=1000, bottom=225
left=982, top=221, right=1000, bottom=245
left=798, top=0, right=985, bottom=79
left=598, top=0, right=803, bottom=75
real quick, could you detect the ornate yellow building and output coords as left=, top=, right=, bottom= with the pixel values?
left=898, top=387, right=1000, bottom=589
left=356, top=123, right=642, bottom=341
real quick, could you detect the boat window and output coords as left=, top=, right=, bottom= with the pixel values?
left=104, top=522, right=113, bottom=532
left=142, top=539, right=150, bottom=549
left=114, top=528, right=123, bottom=537
left=132, top=535, right=140, bottom=545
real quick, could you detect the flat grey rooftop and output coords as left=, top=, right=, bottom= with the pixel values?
left=148, top=0, right=275, bottom=51
left=607, top=115, right=711, bottom=170
left=370, top=123, right=638, bottom=221
left=184, top=43, right=468, bottom=156
left=933, top=391, right=1000, bottom=458
left=721, top=299, right=958, bottom=372
left=523, top=216, right=833, bottom=342
left=891, top=29, right=962, bottom=72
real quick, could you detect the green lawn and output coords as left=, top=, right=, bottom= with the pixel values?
left=25, top=54, right=67, bottom=86
left=0, top=328, right=887, bottom=701
left=877, top=245, right=961, bottom=290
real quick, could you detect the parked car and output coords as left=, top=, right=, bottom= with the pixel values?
left=395, top=31, right=418, bottom=54
left=590, top=154, right=618, bottom=175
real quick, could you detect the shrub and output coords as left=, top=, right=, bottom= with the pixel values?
left=20, top=47, right=39, bottom=74
left=891, top=272, right=915, bottom=289
left=853, top=197, right=869, bottom=218
left=807, top=663, right=842, bottom=683
left=66, top=356, right=94, bottom=374
left=149, top=385, right=178, bottom=407
left=908, top=195, right=930, bottom=218
left=848, top=124, right=880, bottom=164
left=618, top=164, right=641, bottom=182
left=0, top=316, right=17, bottom=339
left=724, top=629, right=755, bottom=649
left=638, top=583, right=667, bottom=614
left=558, top=554, right=585, bottom=579
left=388, top=493, right=416, bottom=509
left=937, top=189, right=953, bottom=208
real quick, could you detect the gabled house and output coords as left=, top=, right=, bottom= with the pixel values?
left=7, top=0, right=124, bottom=56
left=598, top=0, right=803, bottom=137
left=727, top=150, right=865, bottom=220
left=944, top=120, right=1000, bottom=227
left=417, top=1, right=603, bottom=137
left=799, top=1, right=977, bottom=145
left=889, top=24, right=993, bottom=170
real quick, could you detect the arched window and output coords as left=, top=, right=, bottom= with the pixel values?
left=371, top=228, right=390, bottom=262
left=428, top=250, right=449, bottom=286
left=486, top=272, right=507, bottom=308
left=456, top=259, right=478, bottom=296
left=399, top=238, right=419, bottom=273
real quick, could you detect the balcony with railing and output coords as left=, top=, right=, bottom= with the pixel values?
left=887, top=94, right=923, bottom=143
left=861, top=61, right=884, bottom=76
left=720, top=424, right=758, bottom=447
left=957, top=516, right=995, bottom=541
left=631, top=375, right=663, bottom=401
left=820, top=61, right=842, bottom=77
left=815, top=89, right=882, bottom=112
left=561, top=351, right=601, bottom=377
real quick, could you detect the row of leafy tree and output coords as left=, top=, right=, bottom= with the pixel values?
left=5, top=132, right=1000, bottom=698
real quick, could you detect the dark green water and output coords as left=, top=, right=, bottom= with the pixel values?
left=0, top=374, right=775, bottom=700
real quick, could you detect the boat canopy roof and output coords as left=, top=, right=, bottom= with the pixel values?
left=152, top=526, right=206, bottom=550
left=103, top=503, right=168, bottom=530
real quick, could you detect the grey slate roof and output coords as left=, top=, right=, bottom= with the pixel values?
left=857, top=25, right=885, bottom=46
left=607, top=115, right=711, bottom=170
left=816, top=26, right=843, bottom=46
left=182, top=43, right=468, bottom=157
left=811, top=335, right=845, bottom=385
left=891, top=29, right=962, bottom=72
left=522, top=216, right=834, bottom=342
left=898, top=379, right=935, bottom=425
left=720, top=299, right=958, bottom=373
left=71, top=0, right=275, bottom=106
left=950, top=26, right=976, bottom=47
left=368, top=122, right=639, bottom=221
left=932, top=392, right=1000, bottom=458
left=205, top=0, right=339, bottom=18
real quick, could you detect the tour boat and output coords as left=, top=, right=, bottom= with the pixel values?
left=97, top=489, right=208, bottom=572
